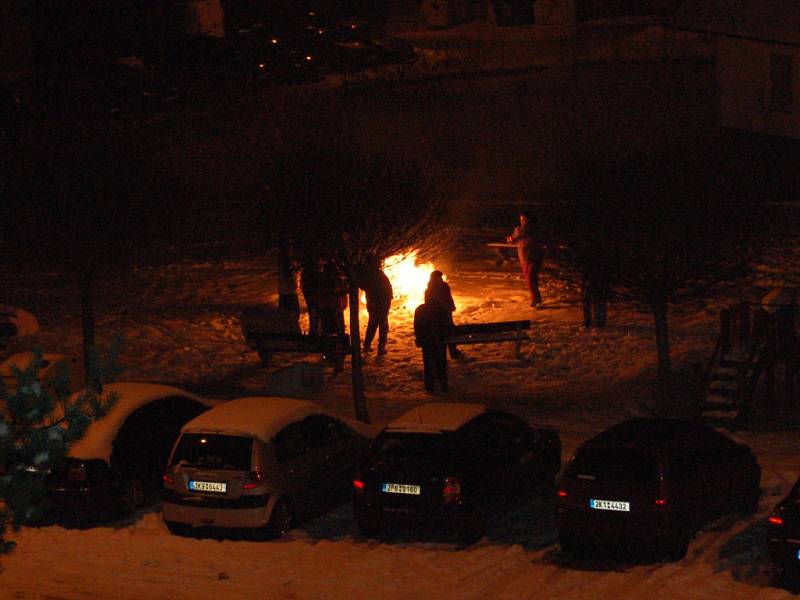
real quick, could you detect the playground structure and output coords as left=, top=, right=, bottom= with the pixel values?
left=699, top=295, right=798, bottom=430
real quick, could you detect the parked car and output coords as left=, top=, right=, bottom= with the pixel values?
left=352, top=403, right=561, bottom=543
left=556, top=418, right=761, bottom=560
left=161, top=396, right=377, bottom=537
left=47, top=382, right=217, bottom=519
left=767, top=476, right=800, bottom=570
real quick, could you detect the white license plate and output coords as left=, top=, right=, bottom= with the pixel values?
left=382, top=483, right=421, bottom=495
left=189, top=480, right=226, bottom=493
left=590, top=498, right=630, bottom=512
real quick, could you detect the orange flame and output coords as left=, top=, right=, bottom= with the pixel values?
left=360, top=251, right=437, bottom=312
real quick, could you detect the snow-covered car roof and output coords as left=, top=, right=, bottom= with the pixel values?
left=386, top=403, right=487, bottom=434
left=69, top=382, right=217, bottom=462
left=180, top=396, right=378, bottom=443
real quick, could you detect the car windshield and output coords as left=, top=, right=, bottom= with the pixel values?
left=372, top=431, right=454, bottom=460
left=171, top=433, right=253, bottom=470
left=566, top=447, right=658, bottom=487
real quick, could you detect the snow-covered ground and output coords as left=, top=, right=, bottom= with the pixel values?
left=2, top=241, right=800, bottom=599
left=3, top=16, right=800, bottom=600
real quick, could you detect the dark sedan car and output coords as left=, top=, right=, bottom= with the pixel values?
left=556, top=418, right=761, bottom=560
left=767, top=476, right=800, bottom=570
left=353, top=403, right=561, bottom=543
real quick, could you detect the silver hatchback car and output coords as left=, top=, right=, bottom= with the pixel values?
left=162, top=396, right=376, bottom=537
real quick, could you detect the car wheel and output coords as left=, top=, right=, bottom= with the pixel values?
left=268, top=498, right=295, bottom=538
left=356, top=513, right=382, bottom=539
left=559, top=532, right=586, bottom=559
left=164, top=519, right=191, bottom=536
left=457, top=510, right=485, bottom=546
left=119, top=477, right=146, bottom=514
left=739, top=483, right=761, bottom=515
left=663, top=530, right=690, bottom=561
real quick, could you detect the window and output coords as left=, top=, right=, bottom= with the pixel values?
left=275, top=422, right=308, bottom=463
left=301, top=415, right=351, bottom=449
left=770, top=53, right=793, bottom=109
left=171, top=434, right=253, bottom=470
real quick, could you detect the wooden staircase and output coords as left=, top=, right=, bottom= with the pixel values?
left=699, top=303, right=768, bottom=430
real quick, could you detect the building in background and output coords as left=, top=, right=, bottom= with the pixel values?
left=675, top=0, right=800, bottom=139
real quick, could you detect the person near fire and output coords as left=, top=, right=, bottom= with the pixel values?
left=424, top=270, right=462, bottom=360
left=317, top=260, right=348, bottom=371
left=414, top=297, right=451, bottom=393
left=358, top=258, right=393, bottom=356
left=507, top=211, right=545, bottom=307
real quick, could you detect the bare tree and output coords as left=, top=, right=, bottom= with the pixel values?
left=547, top=149, right=771, bottom=413
left=265, top=141, right=448, bottom=422
left=6, top=132, right=174, bottom=391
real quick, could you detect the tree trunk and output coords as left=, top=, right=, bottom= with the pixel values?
left=79, top=269, right=99, bottom=393
left=652, top=300, right=672, bottom=413
left=348, top=283, right=369, bottom=423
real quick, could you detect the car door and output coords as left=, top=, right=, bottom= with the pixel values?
left=273, top=420, right=316, bottom=515
left=299, top=414, right=357, bottom=504
left=457, top=414, right=514, bottom=508
left=486, top=411, right=538, bottom=486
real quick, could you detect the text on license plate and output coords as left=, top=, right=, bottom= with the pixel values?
left=189, top=480, right=226, bottom=493
left=590, top=498, right=630, bottom=512
left=382, top=483, right=421, bottom=495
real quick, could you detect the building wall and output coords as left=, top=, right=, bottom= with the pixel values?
left=717, top=37, right=800, bottom=138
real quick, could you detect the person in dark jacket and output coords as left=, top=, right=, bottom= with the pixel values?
left=414, top=300, right=451, bottom=393
left=424, top=270, right=462, bottom=359
left=581, top=267, right=609, bottom=328
left=358, top=260, right=393, bottom=355
left=507, top=212, right=545, bottom=307
left=317, top=261, right=348, bottom=371
left=300, top=259, right=322, bottom=336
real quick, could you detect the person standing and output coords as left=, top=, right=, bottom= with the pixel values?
left=300, top=259, right=322, bottom=336
left=507, top=212, right=544, bottom=307
left=424, top=270, right=462, bottom=360
left=581, top=268, right=609, bottom=328
left=358, top=260, right=393, bottom=355
left=414, top=300, right=451, bottom=393
left=317, top=261, right=348, bottom=371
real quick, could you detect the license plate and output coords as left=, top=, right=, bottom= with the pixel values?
left=189, top=480, right=226, bottom=493
left=796, top=549, right=800, bottom=560
left=590, top=498, right=630, bottom=512
left=382, top=483, right=421, bottom=495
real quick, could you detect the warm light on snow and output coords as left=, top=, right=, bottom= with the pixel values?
left=360, top=251, right=437, bottom=312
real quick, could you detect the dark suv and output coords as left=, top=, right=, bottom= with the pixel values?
left=767, top=476, right=800, bottom=570
left=556, top=418, right=761, bottom=559
left=353, top=403, right=560, bottom=543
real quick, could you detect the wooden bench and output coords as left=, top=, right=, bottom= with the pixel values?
left=485, top=242, right=517, bottom=265
left=240, top=306, right=350, bottom=367
left=446, top=319, right=532, bottom=357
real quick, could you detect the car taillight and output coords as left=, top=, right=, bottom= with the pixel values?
left=557, top=489, right=568, bottom=498
left=68, top=462, right=86, bottom=482
left=655, top=498, right=667, bottom=506
left=243, top=471, right=265, bottom=490
left=163, top=473, right=174, bottom=485
left=443, top=476, right=462, bottom=504
left=769, top=515, right=785, bottom=526
left=353, top=478, right=365, bottom=491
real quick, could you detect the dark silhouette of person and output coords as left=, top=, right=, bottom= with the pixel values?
left=317, top=261, right=348, bottom=371
left=507, top=212, right=544, bottom=307
left=358, top=260, right=393, bottom=355
left=414, top=300, right=451, bottom=393
left=581, top=268, right=609, bottom=328
left=300, top=259, right=322, bottom=336
left=424, top=270, right=462, bottom=359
